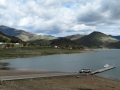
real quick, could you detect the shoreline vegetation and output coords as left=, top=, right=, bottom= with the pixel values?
left=0, top=47, right=93, bottom=60
left=0, top=47, right=120, bottom=90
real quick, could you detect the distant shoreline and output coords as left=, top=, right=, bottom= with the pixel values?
left=0, top=48, right=93, bottom=60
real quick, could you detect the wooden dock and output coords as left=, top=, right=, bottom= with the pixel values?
left=91, top=66, right=116, bottom=75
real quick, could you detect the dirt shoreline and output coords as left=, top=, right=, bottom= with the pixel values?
left=0, top=70, right=120, bottom=90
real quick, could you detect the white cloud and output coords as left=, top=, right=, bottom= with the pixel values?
left=0, top=0, right=6, bottom=6
left=0, top=0, right=120, bottom=36
left=37, top=0, right=75, bottom=7
left=71, top=24, right=95, bottom=31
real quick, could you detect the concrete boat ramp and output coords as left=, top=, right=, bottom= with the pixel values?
left=0, top=72, right=78, bottom=81
left=0, top=66, right=116, bottom=83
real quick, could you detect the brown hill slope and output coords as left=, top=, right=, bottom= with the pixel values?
left=65, top=34, right=85, bottom=40
left=0, top=25, right=56, bottom=41
left=0, top=31, right=22, bottom=43
left=75, top=31, right=118, bottom=47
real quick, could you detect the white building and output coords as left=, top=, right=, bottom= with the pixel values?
left=0, top=42, right=3, bottom=44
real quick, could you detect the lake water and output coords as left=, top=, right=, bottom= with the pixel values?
left=1, top=49, right=120, bottom=80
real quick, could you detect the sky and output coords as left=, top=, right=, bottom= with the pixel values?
left=0, top=0, right=120, bottom=37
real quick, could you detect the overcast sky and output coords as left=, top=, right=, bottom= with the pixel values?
left=0, top=0, right=120, bottom=37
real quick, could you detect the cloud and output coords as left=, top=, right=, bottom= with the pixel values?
left=77, top=0, right=120, bottom=25
left=0, top=0, right=120, bottom=36
left=37, top=0, right=75, bottom=7
left=0, top=0, right=7, bottom=9
left=71, top=24, right=95, bottom=31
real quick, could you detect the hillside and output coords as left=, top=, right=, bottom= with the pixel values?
left=50, top=38, right=82, bottom=49
left=108, top=41, right=120, bottom=48
left=28, top=39, right=52, bottom=46
left=75, top=31, right=118, bottom=48
left=65, top=34, right=85, bottom=40
left=0, top=25, right=56, bottom=41
left=0, top=31, right=22, bottom=43
left=111, top=36, right=120, bottom=40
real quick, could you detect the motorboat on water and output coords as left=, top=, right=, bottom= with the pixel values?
left=104, top=64, right=109, bottom=68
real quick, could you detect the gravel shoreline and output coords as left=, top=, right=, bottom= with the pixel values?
left=0, top=70, right=120, bottom=90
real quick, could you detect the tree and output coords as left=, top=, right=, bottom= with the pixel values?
left=11, top=43, right=14, bottom=48
left=23, top=43, right=27, bottom=47
left=6, top=43, right=10, bottom=48
left=27, top=43, right=30, bottom=47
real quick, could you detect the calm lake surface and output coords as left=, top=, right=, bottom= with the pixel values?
left=1, top=49, right=120, bottom=80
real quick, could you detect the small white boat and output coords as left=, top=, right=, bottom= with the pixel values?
left=104, top=64, right=109, bottom=68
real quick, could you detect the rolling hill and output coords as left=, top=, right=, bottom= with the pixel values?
left=50, top=38, right=82, bottom=49
left=28, top=39, right=52, bottom=46
left=75, top=31, right=118, bottom=48
left=108, top=41, right=120, bottom=48
left=65, top=34, right=85, bottom=40
left=111, top=36, right=120, bottom=40
left=0, top=25, right=57, bottom=41
left=1, top=25, right=119, bottom=49
left=0, top=31, right=22, bottom=43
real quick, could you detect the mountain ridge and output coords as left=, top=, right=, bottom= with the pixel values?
left=50, top=37, right=82, bottom=49
left=0, top=25, right=57, bottom=41
left=0, top=31, right=22, bottom=43
left=74, top=31, right=118, bottom=48
left=0, top=25, right=120, bottom=48
left=65, top=34, right=85, bottom=40
left=111, top=35, right=120, bottom=40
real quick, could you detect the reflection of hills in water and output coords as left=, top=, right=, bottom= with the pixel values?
left=0, top=62, right=11, bottom=70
